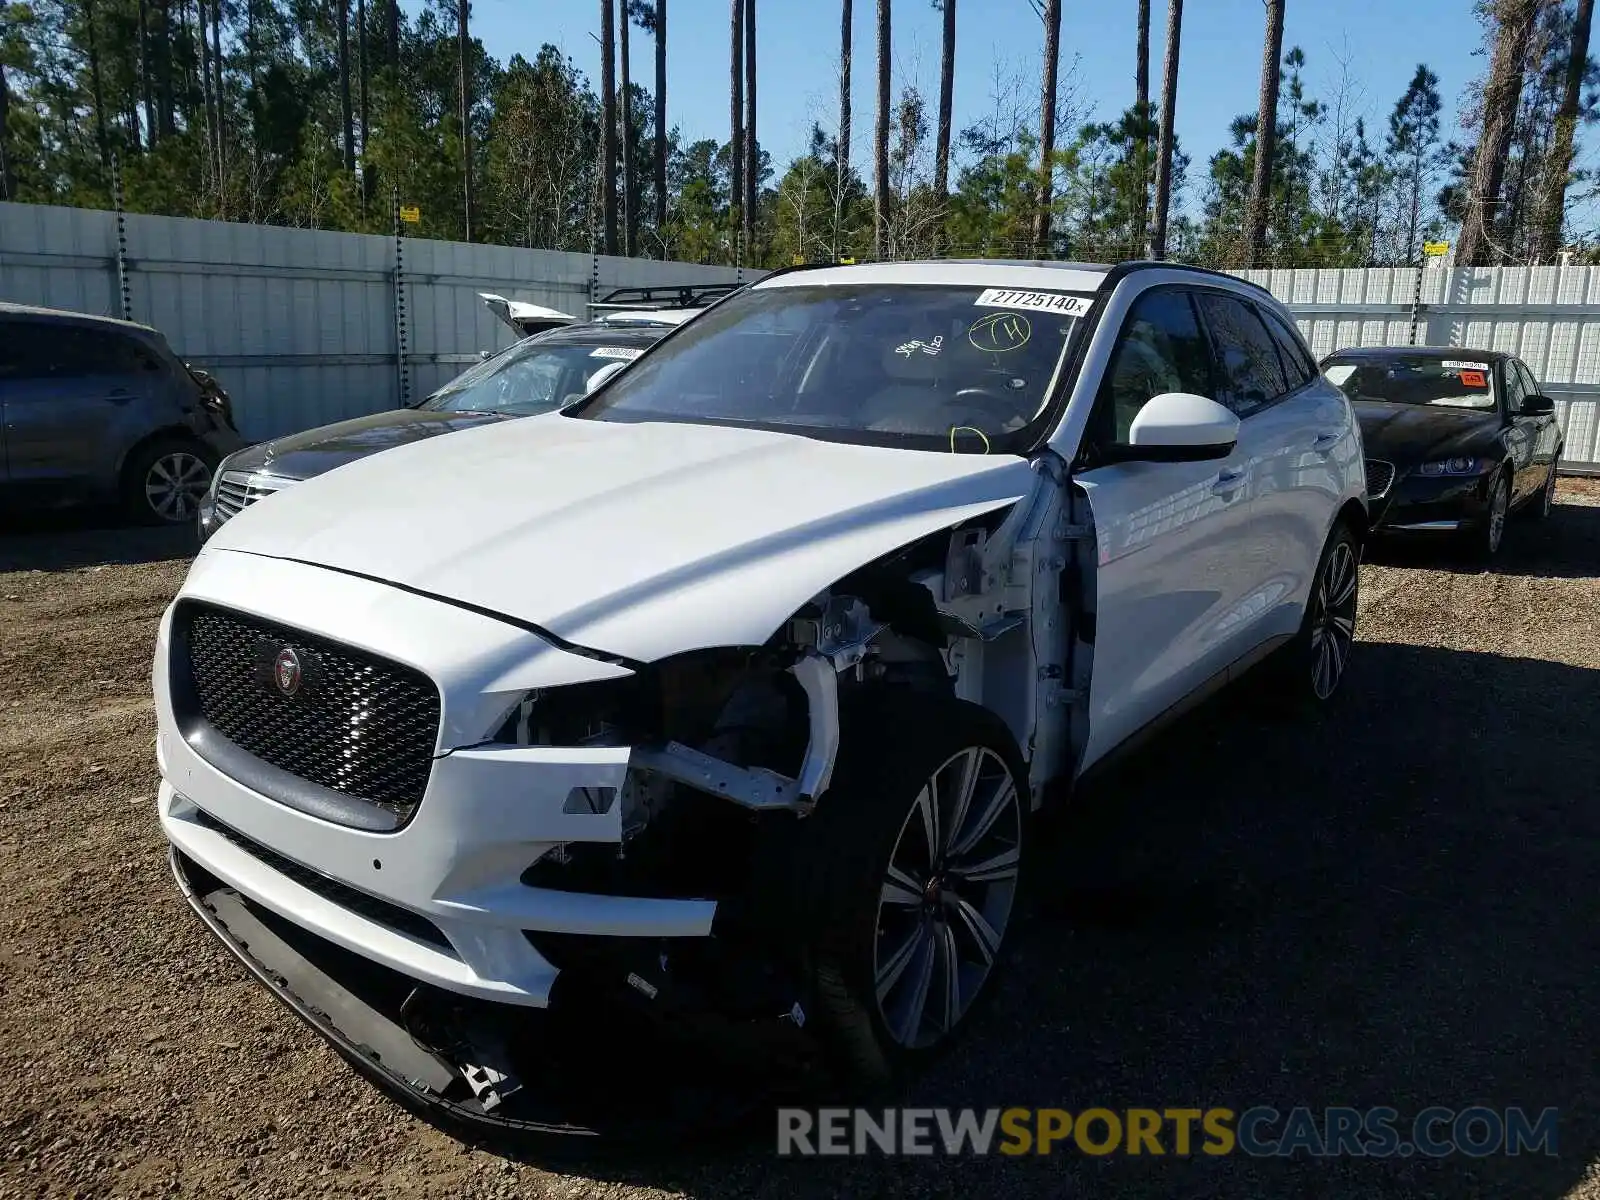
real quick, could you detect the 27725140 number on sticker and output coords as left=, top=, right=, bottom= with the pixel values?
left=973, top=289, right=1094, bottom=316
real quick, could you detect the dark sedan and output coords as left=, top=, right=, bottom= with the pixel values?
left=1320, top=347, right=1565, bottom=558
left=197, top=321, right=668, bottom=543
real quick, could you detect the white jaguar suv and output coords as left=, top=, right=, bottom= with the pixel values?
left=154, top=260, right=1366, bottom=1131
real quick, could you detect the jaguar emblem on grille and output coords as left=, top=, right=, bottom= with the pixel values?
left=273, top=647, right=303, bottom=696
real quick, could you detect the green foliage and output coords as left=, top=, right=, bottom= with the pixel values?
left=1, top=2, right=1593, bottom=268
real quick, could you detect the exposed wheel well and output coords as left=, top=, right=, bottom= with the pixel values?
left=1336, top=497, right=1369, bottom=545
left=118, top=426, right=211, bottom=483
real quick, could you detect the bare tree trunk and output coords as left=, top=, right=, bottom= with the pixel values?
left=338, top=0, right=356, bottom=173
left=654, top=0, right=667, bottom=240
left=1031, top=0, right=1061, bottom=253
left=1457, top=0, right=1539, bottom=266
left=84, top=0, right=112, bottom=170
left=1149, top=0, right=1182, bottom=259
left=838, top=0, right=852, bottom=181
left=743, top=0, right=756, bottom=253
left=730, top=0, right=744, bottom=258
left=1533, top=0, right=1593, bottom=261
left=934, top=0, right=955, bottom=197
left=197, top=0, right=219, bottom=187
left=387, top=0, right=399, bottom=68
left=157, top=0, right=175, bottom=135
left=873, top=0, right=889, bottom=257
left=359, top=0, right=371, bottom=204
left=601, top=0, right=619, bottom=253
left=245, top=0, right=260, bottom=187
left=210, top=0, right=226, bottom=192
left=621, top=3, right=636, bottom=255
left=458, top=0, right=474, bottom=240
left=0, top=59, right=12, bottom=201
left=137, top=0, right=156, bottom=147
left=1133, top=0, right=1150, bottom=255
left=245, top=0, right=257, bottom=107
left=1243, top=0, right=1285, bottom=267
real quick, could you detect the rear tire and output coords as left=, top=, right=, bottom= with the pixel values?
left=797, top=690, right=1028, bottom=1089
left=122, top=437, right=216, bottom=525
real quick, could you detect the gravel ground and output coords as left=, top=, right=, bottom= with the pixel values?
left=1, top=486, right=1597, bottom=1199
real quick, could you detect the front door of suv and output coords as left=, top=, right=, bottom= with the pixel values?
left=1071, top=286, right=1276, bottom=770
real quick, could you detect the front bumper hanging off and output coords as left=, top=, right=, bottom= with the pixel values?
left=172, top=844, right=824, bottom=1142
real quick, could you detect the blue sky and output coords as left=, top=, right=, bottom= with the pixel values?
left=442, top=0, right=1487, bottom=192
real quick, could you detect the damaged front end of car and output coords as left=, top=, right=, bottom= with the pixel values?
left=164, top=448, right=1093, bottom=1140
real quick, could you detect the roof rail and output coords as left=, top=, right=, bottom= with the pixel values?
left=1105, top=258, right=1276, bottom=297
left=587, top=282, right=746, bottom=311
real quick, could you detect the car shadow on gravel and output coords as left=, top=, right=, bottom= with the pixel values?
left=0, top=508, right=198, bottom=572
left=1366, top=498, right=1600, bottom=580
left=483, top=642, right=1600, bottom=1198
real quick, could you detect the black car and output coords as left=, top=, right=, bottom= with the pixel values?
left=1320, top=347, right=1565, bottom=558
left=197, top=321, right=670, bottom=543
left=0, top=302, right=244, bottom=524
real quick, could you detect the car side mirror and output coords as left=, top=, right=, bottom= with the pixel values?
left=585, top=361, right=627, bottom=393
left=1521, top=394, right=1555, bottom=415
left=1124, top=392, right=1241, bottom=462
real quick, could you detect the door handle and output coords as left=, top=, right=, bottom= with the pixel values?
left=1212, top=467, right=1246, bottom=496
left=105, top=388, right=134, bottom=403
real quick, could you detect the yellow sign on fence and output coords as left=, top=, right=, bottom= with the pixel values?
left=1422, top=241, right=1449, bottom=257
left=399, top=205, right=421, bottom=224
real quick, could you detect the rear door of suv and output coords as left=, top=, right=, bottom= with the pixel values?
left=1198, top=293, right=1349, bottom=631
left=2, top=318, right=150, bottom=498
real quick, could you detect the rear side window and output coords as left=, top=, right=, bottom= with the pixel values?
left=0, top=322, right=146, bottom=379
left=1196, top=293, right=1290, bottom=417
left=1259, top=306, right=1316, bottom=390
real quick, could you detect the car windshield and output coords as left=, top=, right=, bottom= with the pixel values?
left=424, top=339, right=646, bottom=415
left=570, top=283, right=1090, bottom=450
left=1323, top=355, right=1497, bottom=411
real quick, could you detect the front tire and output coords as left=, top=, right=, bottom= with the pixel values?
left=1272, top=522, right=1359, bottom=706
left=1473, top=469, right=1511, bottom=559
left=799, top=691, right=1028, bottom=1088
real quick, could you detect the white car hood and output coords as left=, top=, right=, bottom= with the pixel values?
left=206, top=414, right=1035, bottom=662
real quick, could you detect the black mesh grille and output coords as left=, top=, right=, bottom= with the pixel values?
left=178, top=602, right=441, bottom=821
left=192, top=809, right=454, bottom=953
left=1366, top=459, right=1396, bottom=499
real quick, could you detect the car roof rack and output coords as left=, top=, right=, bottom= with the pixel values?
left=586, top=282, right=745, bottom=312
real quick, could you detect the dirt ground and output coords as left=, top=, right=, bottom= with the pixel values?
left=1, top=486, right=1598, bottom=1199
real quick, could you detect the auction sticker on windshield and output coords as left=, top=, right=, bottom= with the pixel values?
left=974, top=289, right=1093, bottom=316
left=1441, top=360, right=1490, bottom=371
left=590, top=346, right=644, bottom=360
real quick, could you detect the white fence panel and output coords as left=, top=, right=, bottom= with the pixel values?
left=1239, top=265, right=1600, bottom=473
left=0, top=202, right=752, bottom=441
